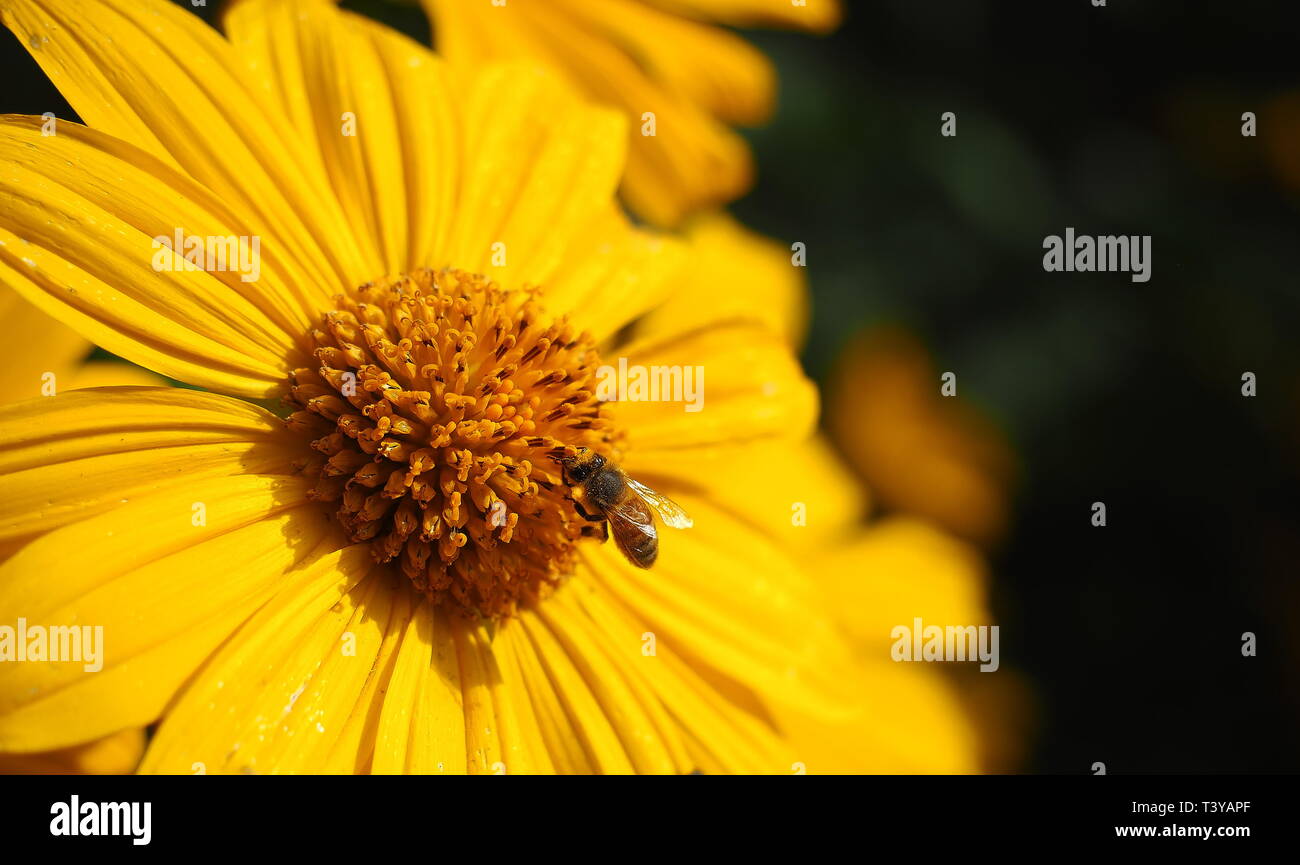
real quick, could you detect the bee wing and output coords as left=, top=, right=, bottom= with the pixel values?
left=604, top=494, right=658, bottom=568
left=624, top=477, right=694, bottom=529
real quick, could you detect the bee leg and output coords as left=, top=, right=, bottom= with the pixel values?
left=580, top=521, right=609, bottom=542
left=572, top=500, right=606, bottom=523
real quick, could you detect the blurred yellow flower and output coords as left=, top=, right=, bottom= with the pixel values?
left=419, top=0, right=842, bottom=226
left=0, top=286, right=161, bottom=404
left=826, top=326, right=1018, bottom=547
left=0, top=0, right=864, bottom=773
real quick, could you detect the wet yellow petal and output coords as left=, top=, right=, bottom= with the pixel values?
left=2, top=0, right=372, bottom=289
left=0, top=117, right=314, bottom=396
left=0, top=475, right=331, bottom=751
left=139, top=545, right=380, bottom=774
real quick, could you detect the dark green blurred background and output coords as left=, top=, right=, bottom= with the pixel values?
left=734, top=0, right=1300, bottom=773
left=3, top=0, right=1298, bottom=772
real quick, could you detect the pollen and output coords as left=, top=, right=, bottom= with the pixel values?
left=286, top=268, right=617, bottom=619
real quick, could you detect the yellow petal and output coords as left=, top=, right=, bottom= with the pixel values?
left=0, top=117, right=313, bottom=395
left=63, top=360, right=165, bottom=390
left=560, top=575, right=792, bottom=773
left=532, top=589, right=686, bottom=773
left=624, top=434, right=867, bottom=555
left=224, top=0, right=455, bottom=274
left=552, top=0, right=777, bottom=126
left=0, top=727, right=144, bottom=774
left=646, top=0, right=843, bottom=33
left=811, top=518, right=990, bottom=651
left=0, top=283, right=88, bottom=404
left=139, top=545, right=382, bottom=774
left=771, top=658, right=980, bottom=774
left=2, top=0, right=373, bottom=289
left=614, top=321, right=818, bottom=452
left=444, top=65, right=629, bottom=290
left=0, top=387, right=305, bottom=544
left=423, top=0, right=755, bottom=227
left=545, top=206, right=685, bottom=344
left=585, top=495, right=859, bottom=721
left=370, top=601, right=467, bottom=774
left=0, top=474, right=331, bottom=751
left=512, top=609, right=636, bottom=773
left=447, top=620, right=542, bottom=775
left=632, top=212, right=809, bottom=348
left=496, top=619, right=598, bottom=773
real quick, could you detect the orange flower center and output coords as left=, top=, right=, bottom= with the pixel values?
left=286, top=268, right=617, bottom=619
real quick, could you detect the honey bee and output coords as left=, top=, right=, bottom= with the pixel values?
left=556, top=447, right=693, bottom=569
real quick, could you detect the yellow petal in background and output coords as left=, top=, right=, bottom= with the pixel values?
left=551, top=0, right=776, bottom=126
left=811, top=517, right=990, bottom=652
left=641, top=0, right=843, bottom=33
left=0, top=727, right=144, bottom=775
left=0, top=281, right=88, bottom=403
left=632, top=212, right=809, bottom=349
left=772, top=658, right=979, bottom=774
left=827, top=326, right=1018, bottom=547
left=62, top=361, right=164, bottom=390
left=420, top=0, right=835, bottom=226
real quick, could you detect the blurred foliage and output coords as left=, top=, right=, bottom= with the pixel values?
left=733, top=0, right=1300, bottom=772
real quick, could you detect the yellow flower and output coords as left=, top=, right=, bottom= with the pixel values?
left=815, top=327, right=1030, bottom=769
left=826, top=326, right=1018, bottom=547
left=0, top=0, right=859, bottom=773
left=419, top=0, right=842, bottom=226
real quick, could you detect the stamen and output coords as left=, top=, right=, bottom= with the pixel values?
left=286, top=268, right=618, bottom=619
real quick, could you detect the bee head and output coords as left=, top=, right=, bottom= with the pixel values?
left=555, top=446, right=604, bottom=483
